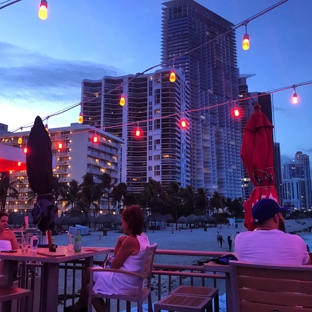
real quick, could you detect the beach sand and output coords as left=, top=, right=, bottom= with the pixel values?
left=52, top=218, right=312, bottom=311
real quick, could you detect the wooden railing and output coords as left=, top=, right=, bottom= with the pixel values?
left=58, top=249, right=227, bottom=311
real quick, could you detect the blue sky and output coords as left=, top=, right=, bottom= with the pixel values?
left=0, top=0, right=312, bottom=162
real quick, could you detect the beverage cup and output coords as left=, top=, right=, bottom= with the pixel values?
left=68, top=234, right=74, bottom=252
left=21, top=234, right=29, bottom=253
left=24, top=216, right=29, bottom=229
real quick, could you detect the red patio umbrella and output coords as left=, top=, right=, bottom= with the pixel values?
left=241, top=103, right=279, bottom=230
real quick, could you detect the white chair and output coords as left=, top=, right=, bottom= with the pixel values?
left=88, top=243, right=157, bottom=312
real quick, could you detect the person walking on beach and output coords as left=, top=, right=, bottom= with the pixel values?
left=218, top=235, right=224, bottom=248
left=235, top=199, right=311, bottom=265
left=227, top=235, right=232, bottom=251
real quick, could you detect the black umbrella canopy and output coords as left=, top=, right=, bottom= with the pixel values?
left=26, top=116, right=53, bottom=195
left=26, top=116, right=57, bottom=232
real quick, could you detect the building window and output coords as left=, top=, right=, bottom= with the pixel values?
left=148, top=166, right=152, bottom=171
left=154, top=89, right=160, bottom=103
left=154, top=155, right=160, bottom=160
left=154, top=119, right=160, bottom=130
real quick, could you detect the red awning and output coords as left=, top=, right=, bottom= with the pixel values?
left=0, top=143, right=26, bottom=171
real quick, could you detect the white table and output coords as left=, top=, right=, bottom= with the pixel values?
left=0, top=246, right=111, bottom=312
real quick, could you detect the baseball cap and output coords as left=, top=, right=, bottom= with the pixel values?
left=252, top=198, right=290, bottom=224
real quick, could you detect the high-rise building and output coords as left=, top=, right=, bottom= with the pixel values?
left=82, top=68, right=191, bottom=193
left=282, top=151, right=312, bottom=211
left=0, top=123, right=122, bottom=213
left=273, top=142, right=283, bottom=204
left=161, top=0, right=242, bottom=199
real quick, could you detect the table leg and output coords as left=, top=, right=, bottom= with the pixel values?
left=2, top=260, right=14, bottom=312
left=41, top=262, right=59, bottom=312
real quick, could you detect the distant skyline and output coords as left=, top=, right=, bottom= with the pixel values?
left=0, top=0, right=312, bottom=163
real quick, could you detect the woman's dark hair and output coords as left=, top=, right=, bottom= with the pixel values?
left=0, top=212, right=8, bottom=219
left=122, top=205, right=144, bottom=236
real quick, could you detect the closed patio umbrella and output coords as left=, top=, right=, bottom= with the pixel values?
left=241, top=104, right=279, bottom=230
left=26, top=116, right=57, bottom=236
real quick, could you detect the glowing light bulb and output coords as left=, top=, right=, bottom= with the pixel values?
left=78, top=113, right=83, bottom=124
left=38, top=0, right=48, bottom=20
left=119, top=94, right=126, bottom=106
left=242, top=33, right=250, bottom=50
left=169, top=70, right=176, bottom=82
left=292, top=92, right=298, bottom=104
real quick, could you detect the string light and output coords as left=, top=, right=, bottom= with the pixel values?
left=134, top=123, right=142, bottom=138
left=169, top=69, right=176, bottom=83
left=38, top=0, right=48, bottom=20
left=119, top=94, right=126, bottom=106
left=291, top=86, right=298, bottom=104
left=10, top=0, right=301, bottom=135
left=242, top=24, right=250, bottom=50
left=78, top=112, right=83, bottom=124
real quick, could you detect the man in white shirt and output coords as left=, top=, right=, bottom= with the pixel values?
left=235, top=198, right=311, bottom=265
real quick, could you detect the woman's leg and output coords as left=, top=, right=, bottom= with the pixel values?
left=92, top=297, right=106, bottom=312
left=73, top=267, right=92, bottom=308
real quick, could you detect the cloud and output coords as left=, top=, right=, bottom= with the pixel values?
left=0, top=42, right=123, bottom=102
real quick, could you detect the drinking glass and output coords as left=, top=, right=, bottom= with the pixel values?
left=21, top=233, right=29, bottom=253
left=68, top=234, right=74, bottom=252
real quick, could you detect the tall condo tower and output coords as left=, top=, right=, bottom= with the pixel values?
left=82, top=68, right=191, bottom=193
left=162, top=0, right=242, bottom=198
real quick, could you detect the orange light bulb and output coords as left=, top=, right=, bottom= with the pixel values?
left=242, top=33, right=250, bottom=51
left=169, top=70, right=176, bottom=83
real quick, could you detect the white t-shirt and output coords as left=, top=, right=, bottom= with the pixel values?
left=234, top=229, right=310, bottom=265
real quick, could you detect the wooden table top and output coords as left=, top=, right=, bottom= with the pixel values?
left=0, top=246, right=111, bottom=263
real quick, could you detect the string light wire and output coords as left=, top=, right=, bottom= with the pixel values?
left=9, top=0, right=294, bottom=134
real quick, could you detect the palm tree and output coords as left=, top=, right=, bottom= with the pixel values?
left=99, top=173, right=117, bottom=214
left=59, top=179, right=80, bottom=213
left=111, top=182, right=127, bottom=213
left=194, top=188, right=208, bottom=214
left=0, top=172, right=18, bottom=211
left=77, top=173, right=101, bottom=220
left=179, top=185, right=194, bottom=216
left=210, top=191, right=225, bottom=212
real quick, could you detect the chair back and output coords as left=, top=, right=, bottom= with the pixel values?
left=230, top=260, right=312, bottom=312
left=139, top=243, right=157, bottom=285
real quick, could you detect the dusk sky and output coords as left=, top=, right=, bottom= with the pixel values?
left=0, top=0, right=311, bottom=163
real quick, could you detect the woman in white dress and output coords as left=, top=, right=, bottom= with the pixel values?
left=65, top=205, right=150, bottom=312
left=0, top=212, right=19, bottom=274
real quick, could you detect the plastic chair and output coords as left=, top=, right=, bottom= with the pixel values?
left=88, top=243, right=157, bottom=312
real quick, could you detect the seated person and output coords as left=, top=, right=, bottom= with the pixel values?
left=235, top=198, right=311, bottom=265
left=65, top=204, right=150, bottom=312
left=0, top=212, right=19, bottom=274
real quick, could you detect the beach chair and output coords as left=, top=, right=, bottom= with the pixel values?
left=88, top=243, right=157, bottom=312
left=230, top=260, right=312, bottom=312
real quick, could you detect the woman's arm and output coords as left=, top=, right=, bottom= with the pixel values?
left=9, top=231, right=19, bottom=250
left=112, top=236, right=139, bottom=269
left=114, top=235, right=127, bottom=256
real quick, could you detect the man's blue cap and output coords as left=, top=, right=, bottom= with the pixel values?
left=252, top=199, right=290, bottom=224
